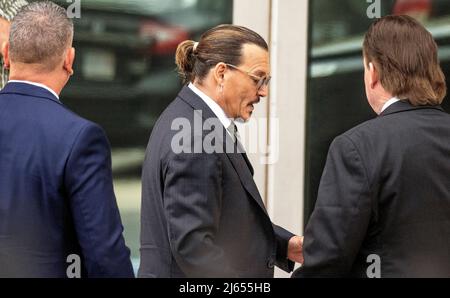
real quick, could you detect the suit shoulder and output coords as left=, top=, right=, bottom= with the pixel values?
left=151, top=96, right=195, bottom=137
left=50, top=105, right=109, bottom=143
left=156, top=96, right=193, bottom=122
left=33, top=97, right=107, bottom=143
left=38, top=97, right=108, bottom=134
left=339, top=116, right=388, bottom=143
left=342, top=107, right=450, bottom=141
left=1, top=92, right=103, bottom=134
left=54, top=102, right=93, bottom=126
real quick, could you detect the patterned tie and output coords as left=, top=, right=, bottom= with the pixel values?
left=227, top=122, right=238, bottom=143
left=227, top=122, right=253, bottom=174
left=228, top=122, right=247, bottom=155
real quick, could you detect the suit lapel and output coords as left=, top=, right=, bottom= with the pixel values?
left=222, top=128, right=268, bottom=215
left=241, top=152, right=254, bottom=176
left=178, top=86, right=268, bottom=216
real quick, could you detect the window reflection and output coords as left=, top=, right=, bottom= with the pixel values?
left=53, top=0, right=232, bottom=273
left=306, top=0, right=450, bottom=224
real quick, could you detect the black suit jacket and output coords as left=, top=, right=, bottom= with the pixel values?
left=138, top=86, right=294, bottom=278
left=293, top=101, right=450, bottom=278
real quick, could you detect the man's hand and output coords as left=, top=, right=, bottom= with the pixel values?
left=288, top=236, right=304, bottom=264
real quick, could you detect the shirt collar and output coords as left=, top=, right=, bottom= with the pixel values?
left=188, top=83, right=232, bottom=130
left=381, top=97, right=400, bottom=113
left=8, top=80, right=60, bottom=100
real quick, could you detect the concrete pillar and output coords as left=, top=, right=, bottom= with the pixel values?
left=233, top=0, right=309, bottom=277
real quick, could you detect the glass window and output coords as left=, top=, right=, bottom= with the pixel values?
left=52, top=0, right=233, bottom=273
left=305, top=0, right=450, bottom=224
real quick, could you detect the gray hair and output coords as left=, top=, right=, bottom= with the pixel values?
left=9, top=1, right=73, bottom=71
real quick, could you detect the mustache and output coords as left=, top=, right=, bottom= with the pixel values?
left=249, top=97, right=260, bottom=105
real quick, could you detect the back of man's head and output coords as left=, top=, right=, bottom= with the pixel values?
left=363, top=15, right=446, bottom=106
left=9, top=1, right=73, bottom=72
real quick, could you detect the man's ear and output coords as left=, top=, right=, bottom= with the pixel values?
left=63, top=47, right=75, bottom=76
left=369, top=62, right=379, bottom=89
left=2, top=42, right=10, bottom=69
left=213, top=62, right=226, bottom=86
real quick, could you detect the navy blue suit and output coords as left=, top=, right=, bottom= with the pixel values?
left=0, top=82, right=134, bottom=278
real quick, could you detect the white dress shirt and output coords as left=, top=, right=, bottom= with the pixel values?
left=381, top=97, right=400, bottom=113
left=8, top=80, right=60, bottom=100
left=188, top=83, right=235, bottom=137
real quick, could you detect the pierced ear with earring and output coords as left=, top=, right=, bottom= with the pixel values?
left=220, top=75, right=224, bottom=93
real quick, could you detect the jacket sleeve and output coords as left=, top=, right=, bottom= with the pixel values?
left=293, top=135, right=373, bottom=278
left=273, top=224, right=295, bottom=272
left=65, top=123, right=134, bottom=278
left=163, top=152, right=236, bottom=277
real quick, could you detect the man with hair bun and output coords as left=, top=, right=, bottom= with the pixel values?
left=139, top=24, right=303, bottom=278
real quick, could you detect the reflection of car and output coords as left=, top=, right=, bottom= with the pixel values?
left=305, top=1, right=450, bottom=223
left=55, top=0, right=232, bottom=147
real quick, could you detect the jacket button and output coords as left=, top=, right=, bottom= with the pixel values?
left=267, top=258, right=275, bottom=269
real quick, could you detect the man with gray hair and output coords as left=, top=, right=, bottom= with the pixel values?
left=0, top=1, right=134, bottom=277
